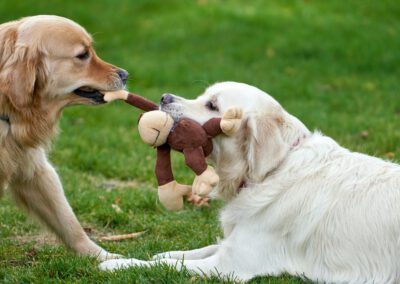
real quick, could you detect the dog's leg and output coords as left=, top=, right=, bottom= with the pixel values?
left=152, top=244, right=220, bottom=260
left=0, top=180, right=4, bottom=199
left=100, top=255, right=224, bottom=277
left=0, top=120, right=11, bottom=199
left=9, top=150, right=121, bottom=261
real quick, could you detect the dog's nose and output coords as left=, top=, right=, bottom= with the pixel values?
left=161, top=93, right=174, bottom=105
left=117, top=69, right=129, bottom=85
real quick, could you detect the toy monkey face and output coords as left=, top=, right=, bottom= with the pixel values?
left=138, top=110, right=174, bottom=147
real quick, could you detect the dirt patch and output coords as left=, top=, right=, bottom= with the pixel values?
left=11, top=232, right=61, bottom=247
left=8, top=225, right=136, bottom=248
left=87, top=175, right=150, bottom=191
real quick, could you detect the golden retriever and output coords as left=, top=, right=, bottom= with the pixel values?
left=0, top=15, right=128, bottom=260
left=101, top=82, right=400, bottom=283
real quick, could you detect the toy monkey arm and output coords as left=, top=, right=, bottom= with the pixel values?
left=183, top=147, right=208, bottom=176
left=126, top=93, right=159, bottom=112
left=104, top=90, right=158, bottom=112
left=155, top=144, right=175, bottom=186
left=185, top=146, right=219, bottom=196
left=204, top=107, right=244, bottom=137
left=202, top=118, right=222, bottom=138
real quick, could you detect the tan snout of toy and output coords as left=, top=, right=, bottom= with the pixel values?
left=138, top=111, right=174, bottom=147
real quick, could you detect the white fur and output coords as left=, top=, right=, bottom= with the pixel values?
left=100, top=82, right=400, bottom=283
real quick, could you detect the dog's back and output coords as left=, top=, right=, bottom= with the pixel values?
left=219, top=132, right=400, bottom=283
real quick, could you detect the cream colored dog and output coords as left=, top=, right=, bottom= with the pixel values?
left=0, top=15, right=128, bottom=260
left=101, top=82, right=400, bottom=283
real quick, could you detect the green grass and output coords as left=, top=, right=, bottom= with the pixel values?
left=0, top=0, right=399, bottom=282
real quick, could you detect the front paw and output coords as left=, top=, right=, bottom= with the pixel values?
left=152, top=252, right=174, bottom=261
left=100, top=258, right=150, bottom=271
left=220, top=107, right=243, bottom=136
left=96, top=249, right=124, bottom=261
left=99, top=259, right=136, bottom=271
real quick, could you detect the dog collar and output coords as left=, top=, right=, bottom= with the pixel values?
left=291, top=133, right=310, bottom=149
left=0, top=114, right=10, bottom=124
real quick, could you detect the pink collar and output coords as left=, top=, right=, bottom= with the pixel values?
left=291, top=133, right=308, bottom=149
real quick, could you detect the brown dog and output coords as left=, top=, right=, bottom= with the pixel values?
left=0, top=15, right=128, bottom=260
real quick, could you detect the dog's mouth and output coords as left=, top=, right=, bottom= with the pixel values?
left=73, top=86, right=106, bottom=104
left=161, top=104, right=183, bottom=121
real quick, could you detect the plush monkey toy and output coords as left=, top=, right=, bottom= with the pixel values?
left=104, top=90, right=242, bottom=211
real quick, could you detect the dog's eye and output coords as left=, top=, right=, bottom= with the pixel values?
left=76, top=51, right=90, bottom=60
left=206, top=101, right=219, bottom=111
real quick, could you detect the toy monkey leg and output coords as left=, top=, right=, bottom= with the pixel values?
left=155, top=144, right=174, bottom=186
left=202, top=117, right=222, bottom=138
left=183, top=147, right=208, bottom=176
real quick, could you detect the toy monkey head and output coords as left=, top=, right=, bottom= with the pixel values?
left=138, top=110, right=174, bottom=147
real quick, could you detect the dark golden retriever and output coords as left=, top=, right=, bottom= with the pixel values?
left=0, top=15, right=128, bottom=260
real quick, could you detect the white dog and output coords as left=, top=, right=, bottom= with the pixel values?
left=100, top=82, right=400, bottom=283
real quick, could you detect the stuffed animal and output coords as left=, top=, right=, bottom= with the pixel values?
left=104, top=90, right=242, bottom=211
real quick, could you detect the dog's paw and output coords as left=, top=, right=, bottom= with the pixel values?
left=99, top=259, right=128, bottom=271
left=152, top=251, right=187, bottom=260
left=99, top=258, right=144, bottom=271
left=221, top=107, right=243, bottom=136
left=152, top=252, right=173, bottom=261
left=96, top=250, right=124, bottom=261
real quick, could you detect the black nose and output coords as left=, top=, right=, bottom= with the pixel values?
left=117, top=69, right=129, bottom=85
left=161, top=93, right=174, bottom=105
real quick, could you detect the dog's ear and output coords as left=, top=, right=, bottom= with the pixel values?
left=243, top=109, right=290, bottom=182
left=0, top=25, right=47, bottom=110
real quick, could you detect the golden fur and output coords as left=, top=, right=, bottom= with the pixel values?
left=0, top=15, right=125, bottom=260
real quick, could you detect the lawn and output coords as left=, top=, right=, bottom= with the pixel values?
left=0, top=0, right=399, bottom=283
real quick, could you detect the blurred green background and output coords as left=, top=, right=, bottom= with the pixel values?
left=0, top=0, right=399, bottom=283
